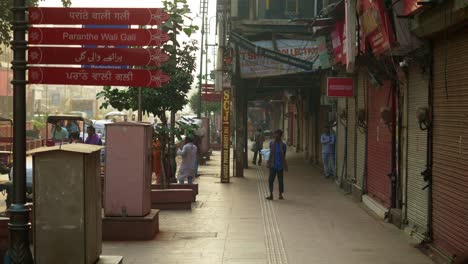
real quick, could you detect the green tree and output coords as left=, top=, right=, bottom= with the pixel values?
left=189, top=91, right=221, bottom=115
left=0, top=0, right=71, bottom=49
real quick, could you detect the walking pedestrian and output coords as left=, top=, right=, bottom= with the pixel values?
left=320, top=126, right=336, bottom=179
left=266, top=129, right=288, bottom=200
left=193, top=134, right=201, bottom=177
left=177, top=135, right=198, bottom=184
left=252, top=128, right=265, bottom=165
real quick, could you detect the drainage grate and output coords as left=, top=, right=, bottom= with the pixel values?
left=173, top=232, right=218, bottom=239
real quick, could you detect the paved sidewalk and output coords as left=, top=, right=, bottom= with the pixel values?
left=102, top=150, right=433, bottom=264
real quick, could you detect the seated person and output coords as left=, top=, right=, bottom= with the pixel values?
left=84, top=126, right=102, bottom=146
left=66, top=120, right=80, bottom=138
left=70, top=132, right=81, bottom=143
left=51, top=122, right=69, bottom=141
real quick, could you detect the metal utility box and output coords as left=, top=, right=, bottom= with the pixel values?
left=104, top=122, right=152, bottom=217
left=31, top=144, right=104, bottom=264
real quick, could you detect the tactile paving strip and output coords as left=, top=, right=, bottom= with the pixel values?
left=256, top=166, right=289, bottom=264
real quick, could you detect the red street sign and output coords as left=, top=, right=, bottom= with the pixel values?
left=28, top=47, right=169, bottom=66
left=28, top=7, right=170, bottom=25
left=327, top=77, right=354, bottom=97
left=28, top=67, right=170, bottom=87
left=28, top=27, right=170, bottom=47
left=202, top=93, right=222, bottom=101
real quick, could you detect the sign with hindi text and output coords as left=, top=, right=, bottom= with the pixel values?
left=28, top=7, right=169, bottom=25
left=28, top=67, right=170, bottom=87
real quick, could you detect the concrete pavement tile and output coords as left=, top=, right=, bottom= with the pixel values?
left=223, top=249, right=266, bottom=259
left=225, top=240, right=266, bottom=249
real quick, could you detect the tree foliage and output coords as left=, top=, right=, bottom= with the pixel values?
left=0, top=0, right=71, bottom=49
left=96, top=0, right=198, bottom=185
left=97, top=0, right=198, bottom=122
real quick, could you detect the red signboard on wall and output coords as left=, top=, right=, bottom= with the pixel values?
left=28, top=47, right=169, bottom=66
left=28, top=27, right=170, bottom=46
left=327, top=77, right=354, bottom=97
left=28, top=67, right=169, bottom=87
left=28, top=7, right=169, bottom=25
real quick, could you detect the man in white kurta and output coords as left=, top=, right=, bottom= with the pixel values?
left=177, top=136, right=198, bottom=184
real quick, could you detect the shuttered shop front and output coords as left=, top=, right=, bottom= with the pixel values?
left=355, top=71, right=367, bottom=190
left=336, top=98, right=346, bottom=182
left=347, top=96, right=356, bottom=182
left=367, top=81, right=393, bottom=208
left=432, top=28, right=468, bottom=258
left=405, top=63, right=429, bottom=242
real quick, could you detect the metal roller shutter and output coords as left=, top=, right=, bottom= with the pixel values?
left=367, top=81, right=393, bottom=208
left=432, top=28, right=468, bottom=258
left=347, top=96, right=356, bottom=181
left=336, top=98, right=346, bottom=182
left=405, top=63, right=429, bottom=242
left=355, top=71, right=367, bottom=190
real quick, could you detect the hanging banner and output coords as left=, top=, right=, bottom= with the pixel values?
left=239, top=39, right=325, bottom=79
left=358, top=0, right=395, bottom=56
left=331, top=21, right=345, bottom=65
left=403, top=0, right=422, bottom=16
left=28, top=47, right=169, bottom=66
left=327, top=77, right=354, bottom=97
left=28, top=67, right=170, bottom=87
left=28, top=27, right=170, bottom=47
left=220, top=88, right=231, bottom=183
left=28, top=7, right=169, bottom=25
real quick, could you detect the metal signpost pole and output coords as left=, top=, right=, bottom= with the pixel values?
left=10, top=0, right=33, bottom=262
left=198, top=0, right=207, bottom=118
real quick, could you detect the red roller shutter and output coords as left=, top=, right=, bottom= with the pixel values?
left=366, top=81, right=393, bottom=208
left=431, top=27, right=468, bottom=259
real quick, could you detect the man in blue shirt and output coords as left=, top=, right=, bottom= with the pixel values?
left=320, top=126, right=336, bottom=179
left=51, top=122, right=69, bottom=141
left=266, top=129, right=288, bottom=200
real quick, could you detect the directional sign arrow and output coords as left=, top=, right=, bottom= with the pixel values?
left=28, top=47, right=169, bottom=67
left=28, top=67, right=170, bottom=87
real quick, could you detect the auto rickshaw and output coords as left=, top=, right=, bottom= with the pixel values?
left=104, top=111, right=127, bottom=122
left=46, top=115, right=93, bottom=146
left=2, top=115, right=96, bottom=210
